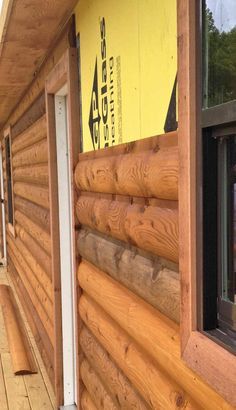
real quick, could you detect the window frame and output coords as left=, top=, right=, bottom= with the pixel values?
left=3, top=126, right=15, bottom=237
left=178, top=0, right=236, bottom=405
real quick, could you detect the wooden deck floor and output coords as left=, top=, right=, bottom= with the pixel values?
left=0, top=267, right=55, bottom=410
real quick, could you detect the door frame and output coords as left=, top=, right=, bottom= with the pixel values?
left=45, top=48, right=80, bottom=408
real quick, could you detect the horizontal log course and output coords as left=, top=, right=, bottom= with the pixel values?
left=79, top=294, right=198, bottom=409
left=14, top=196, right=50, bottom=233
left=13, top=164, right=49, bottom=186
left=11, top=92, right=46, bottom=139
left=80, top=358, right=118, bottom=410
left=78, top=261, right=232, bottom=410
left=14, top=225, right=52, bottom=301
left=75, top=146, right=178, bottom=200
left=7, top=237, right=54, bottom=345
left=15, top=210, right=51, bottom=255
left=14, top=182, right=49, bottom=209
left=81, top=389, right=97, bottom=410
left=13, top=138, right=48, bottom=168
left=76, top=196, right=178, bottom=263
left=80, top=326, right=150, bottom=410
left=11, top=115, right=47, bottom=155
left=15, top=224, right=51, bottom=279
left=78, top=229, right=179, bottom=323
left=7, top=233, right=54, bottom=323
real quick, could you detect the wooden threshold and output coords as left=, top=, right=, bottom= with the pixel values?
left=0, top=267, right=55, bottom=410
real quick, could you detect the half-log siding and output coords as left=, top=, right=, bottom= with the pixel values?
left=2, top=101, right=54, bottom=383
left=75, top=132, right=234, bottom=410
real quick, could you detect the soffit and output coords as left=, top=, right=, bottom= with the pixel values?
left=0, top=0, right=78, bottom=130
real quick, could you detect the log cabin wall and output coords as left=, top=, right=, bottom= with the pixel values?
left=75, top=133, right=234, bottom=409
left=1, top=20, right=75, bottom=388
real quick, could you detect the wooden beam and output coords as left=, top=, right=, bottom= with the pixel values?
left=76, top=196, right=178, bottom=263
left=15, top=223, right=51, bottom=279
left=14, top=210, right=51, bottom=255
left=0, top=285, right=37, bottom=375
left=14, top=197, right=50, bottom=232
left=13, top=164, right=49, bottom=186
left=11, top=100, right=46, bottom=142
left=12, top=138, right=48, bottom=168
left=78, top=228, right=180, bottom=323
left=12, top=114, right=46, bottom=156
left=75, top=134, right=178, bottom=200
left=14, top=183, right=49, bottom=209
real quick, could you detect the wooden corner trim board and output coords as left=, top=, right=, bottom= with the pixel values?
left=45, top=48, right=80, bottom=408
left=178, top=0, right=236, bottom=406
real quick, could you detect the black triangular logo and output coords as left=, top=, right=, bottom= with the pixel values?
left=88, top=58, right=101, bottom=149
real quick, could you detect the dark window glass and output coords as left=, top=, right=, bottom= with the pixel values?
left=202, top=0, right=236, bottom=108
left=5, top=135, right=13, bottom=225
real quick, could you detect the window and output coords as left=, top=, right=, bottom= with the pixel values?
left=178, top=0, right=236, bottom=403
left=202, top=0, right=236, bottom=352
left=4, top=128, right=15, bottom=235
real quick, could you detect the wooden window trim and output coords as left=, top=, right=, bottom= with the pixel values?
left=178, top=1, right=236, bottom=405
left=3, top=126, right=15, bottom=237
left=45, top=48, right=80, bottom=408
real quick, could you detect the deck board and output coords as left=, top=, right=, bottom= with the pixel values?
left=0, top=267, right=55, bottom=410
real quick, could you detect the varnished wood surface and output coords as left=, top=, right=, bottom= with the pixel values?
left=0, top=0, right=78, bottom=130
left=0, top=285, right=37, bottom=375
left=75, top=133, right=178, bottom=200
left=78, top=260, right=234, bottom=410
left=79, top=294, right=198, bottom=410
left=80, top=326, right=150, bottom=410
left=76, top=195, right=178, bottom=263
left=0, top=267, right=55, bottom=409
left=78, top=228, right=180, bottom=322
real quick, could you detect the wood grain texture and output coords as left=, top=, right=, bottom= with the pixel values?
left=75, top=136, right=178, bottom=200
left=13, top=164, right=49, bottom=186
left=80, top=326, right=150, bottom=410
left=80, top=358, right=118, bottom=410
left=8, top=257, right=55, bottom=388
left=78, top=260, right=233, bottom=410
left=0, top=2, right=78, bottom=130
left=14, top=182, right=49, bottom=209
left=7, top=234, right=53, bottom=324
left=12, top=114, right=47, bottom=154
left=0, top=285, right=37, bottom=375
left=78, top=228, right=180, bottom=323
left=13, top=139, right=48, bottom=168
left=7, top=242, right=54, bottom=346
left=81, top=389, right=97, bottom=410
left=15, top=223, right=51, bottom=280
left=15, top=197, right=50, bottom=233
left=79, top=294, right=198, bottom=410
left=14, top=226, right=52, bottom=301
left=15, top=210, right=51, bottom=255
left=11, top=93, right=46, bottom=140
left=76, top=196, right=178, bottom=262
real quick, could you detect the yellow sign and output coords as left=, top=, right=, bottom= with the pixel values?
left=75, top=0, right=177, bottom=152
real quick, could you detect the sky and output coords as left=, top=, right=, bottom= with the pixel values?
left=207, top=0, right=236, bottom=32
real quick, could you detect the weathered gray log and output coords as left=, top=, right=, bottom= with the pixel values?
left=77, top=228, right=180, bottom=323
